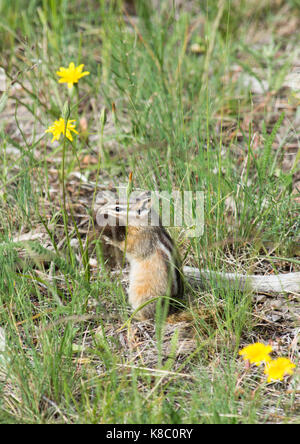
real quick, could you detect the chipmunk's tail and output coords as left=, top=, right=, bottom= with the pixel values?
left=183, top=266, right=300, bottom=294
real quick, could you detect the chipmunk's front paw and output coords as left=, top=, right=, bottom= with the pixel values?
left=102, top=235, right=114, bottom=246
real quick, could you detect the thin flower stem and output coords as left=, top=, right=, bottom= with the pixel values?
left=61, top=104, right=74, bottom=264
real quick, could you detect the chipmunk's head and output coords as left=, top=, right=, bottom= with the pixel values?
left=95, top=190, right=156, bottom=229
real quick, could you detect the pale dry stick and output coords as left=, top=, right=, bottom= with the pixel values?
left=116, top=364, right=196, bottom=379
left=184, top=266, right=300, bottom=294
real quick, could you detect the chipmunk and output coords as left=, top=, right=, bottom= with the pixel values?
left=94, top=189, right=300, bottom=320
left=94, top=190, right=184, bottom=320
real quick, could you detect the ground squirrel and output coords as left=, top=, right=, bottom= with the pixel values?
left=94, top=190, right=184, bottom=320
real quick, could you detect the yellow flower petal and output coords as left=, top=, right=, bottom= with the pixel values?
left=45, top=117, right=78, bottom=143
left=264, top=358, right=296, bottom=383
left=239, top=343, right=273, bottom=366
left=56, top=62, right=89, bottom=88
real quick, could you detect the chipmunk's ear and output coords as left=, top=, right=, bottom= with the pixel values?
left=136, top=191, right=152, bottom=207
left=131, top=191, right=152, bottom=217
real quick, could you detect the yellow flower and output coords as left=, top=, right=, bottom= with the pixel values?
left=56, top=62, right=90, bottom=89
left=239, top=343, right=272, bottom=366
left=45, top=117, right=78, bottom=143
left=264, top=358, right=296, bottom=383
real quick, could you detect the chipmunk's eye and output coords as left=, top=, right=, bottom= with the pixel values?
left=137, top=209, right=141, bottom=215
left=115, top=206, right=120, bottom=212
